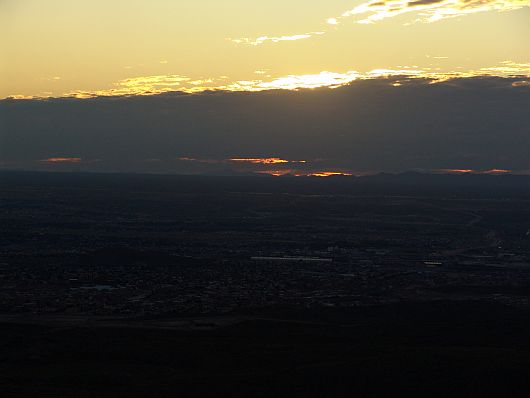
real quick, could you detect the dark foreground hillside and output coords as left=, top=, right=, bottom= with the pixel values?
left=2, top=300, right=530, bottom=398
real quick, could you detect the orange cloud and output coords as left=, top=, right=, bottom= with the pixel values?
left=257, top=170, right=355, bottom=177
left=229, top=158, right=305, bottom=165
left=177, top=157, right=307, bottom=165
left=438, top=169, right=475, bottom=174
left=256, top=170, right=303, bottom=177
left=41, top=157, right=82, bottom=163
left=308, top=172, right=354, bottom=177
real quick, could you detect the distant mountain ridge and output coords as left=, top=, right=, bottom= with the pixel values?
left=2, top=170, right=530, bottom=198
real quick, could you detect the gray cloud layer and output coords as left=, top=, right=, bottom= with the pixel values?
left=1, top=76, right=529, bottom=175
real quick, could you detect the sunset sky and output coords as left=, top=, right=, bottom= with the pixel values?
left=2, top=0, right=529, bottom=98
left=1, top=1, right=529, bottom=175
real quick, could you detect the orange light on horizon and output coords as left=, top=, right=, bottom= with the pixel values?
left=256, top=170, right=303, bottom=177
left=41, top=157, right=82, bottom=163
left=482, top=169, right=511, bottom=174
left=308, top=172, right=353, bottom=177
left=176, top=157, right=223, bottom=164
left=441, top=169, right=475, bottom=174
left=257, top=169, right=355, bottom=177
left=177, top=157, right=307, bottom=166
left=230, top=158, right=303, bottom=165
left=435, top=168, right=512, bottom=175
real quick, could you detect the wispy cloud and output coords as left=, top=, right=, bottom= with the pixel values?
left=118, top=75, right=190, bottom=89
left=65, top=75, right=192, bottom=98
left=342, top=0, right=529, bottom=24
left=230, top=1, right=528, bottom=48
left=478, top=61, right=530, bottom=76
left=231, top=32, right=325, bottom=46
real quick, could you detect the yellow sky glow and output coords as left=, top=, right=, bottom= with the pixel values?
left=1, top=0, right=529, bottom=99
left=6, top=61, right=528, bottom=100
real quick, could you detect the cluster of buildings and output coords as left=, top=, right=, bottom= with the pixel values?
left=1, top=242, right=529, bottom=317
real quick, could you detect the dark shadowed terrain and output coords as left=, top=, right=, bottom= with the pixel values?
left=2, top=171, right=530, bottom=397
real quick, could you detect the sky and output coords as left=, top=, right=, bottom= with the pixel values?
left=1, top=0, right=529, bottom=98
left=1, top=1, right=529, bottom=175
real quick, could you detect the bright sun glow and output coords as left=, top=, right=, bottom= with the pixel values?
left=8, top=61, right=526, bottom=100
